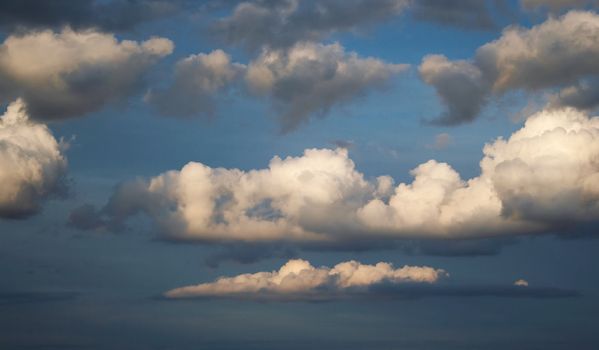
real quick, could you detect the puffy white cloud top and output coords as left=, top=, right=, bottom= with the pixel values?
left=420, top=10, right=599, bottom=124
left=165, top=259, right=446, bottom=300
left=78, top=107, right=599, bottom=242
left=0, top=28, right=173, bottom=120
left=0, top=100, right=67, bottom=218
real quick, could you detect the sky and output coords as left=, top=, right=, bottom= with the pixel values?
left=1, top=1, right=599, bottom=349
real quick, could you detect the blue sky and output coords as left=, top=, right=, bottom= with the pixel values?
left=1, top=1, right=599, bottom=349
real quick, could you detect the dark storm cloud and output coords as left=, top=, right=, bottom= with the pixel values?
left=0, top=0, right=186, bottom=32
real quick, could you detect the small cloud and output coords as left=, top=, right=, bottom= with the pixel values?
left=514, top=279, right=529, bottom=287
left=330, top=139, right=355, bottom=149
left=426, top=132, right=453, bottom=150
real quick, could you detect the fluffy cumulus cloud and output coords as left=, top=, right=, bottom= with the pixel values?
left=0, top=100, right=67, bottom=219
left=246, top=42, right=407, bottom=131
left=0, top=28, right=173, bottom=121
left=146, top=50, right=244, bottom=118
left=72, top=107, right=599, bottom=242
left=419, top=11, right=599, bottom=125
left=213, top=0, right=410, bottom=51
left=165, top=259, right=446, bottom=300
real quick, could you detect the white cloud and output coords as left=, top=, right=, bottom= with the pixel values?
left=0, top=100, right=67, bottom=218
left=0, top=28, right=173, bottom=121
left=419, top=11, right=599, bottom=124
left=164, top=259, right=446, bottom=300
left=245, top=42, right=407, bottom=131
left=514, top=279, right=529, bottom=287
left=76, top=107, right=599, bottom=242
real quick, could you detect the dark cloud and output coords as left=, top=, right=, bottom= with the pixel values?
left=213, top=0, right=410, bottom=52
left=412, top=0, right=501, bottom=30
left=146, top=50, right=244, bottom=119
left=204, top=244, right=297, bottom=268
left=0, top=0, right=186, bottom=32
left=246, top=42, right=407, bottom=132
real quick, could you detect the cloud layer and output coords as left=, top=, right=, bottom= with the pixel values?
left=420, top=10, right=599, bottom=124
left=165, top=259, right=446, bottom=300
left=0, top=28, right=173, bottom=121
left=0, top=100, right=67, bottom=219
left=73, top=107, right=599, bottom=243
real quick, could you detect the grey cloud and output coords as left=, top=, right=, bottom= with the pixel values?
left=552, top=77, right=599, bottom=110
left=419, top=10, right=599, bottom=124
left=0, top=0, right=187, bottom=32
left=213, top=0, right=409, bottom=52
left=412, top=0, right=500, bottom=30
left=147, top=43, right=405, bottom=129
left=146, top=50, right=244, bottom=118
left=521, top=0, right=598, bottom=13
left=246, top=42, right=407, bottom=132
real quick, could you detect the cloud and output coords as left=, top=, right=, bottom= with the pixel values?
left=514, top=279, right=529, bottom=287
left=0, top=100, right=67, bottom=219
left=426, top=133, right=453, bottom=150
left=72, top=107, right=599, bottom=244
left=521, top=0, right=598, bottom=13
left=213, top=0, right=410, bottom=52
left=419, top=11, right=599, bottom=124
left=146, top=50, right=244, bottom=118
left=0, top=28, right=173, bottom=121
left=411, top=0, right=500, bottom=30
left=246, top=42, right=407, bottom=131
left=164, top=259, right=447, bottom=300
left=0, top=0, right=187, bottom=32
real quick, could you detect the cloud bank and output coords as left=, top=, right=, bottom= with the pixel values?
left=165, top=259, right=446, bottom=300
left=73, top=107, right=599, bottom=243
left=0, top=100, right=67, bottom=219
left=419, top=10, right=599, bottom=124
left=0, top=28, right=173, bottom=121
